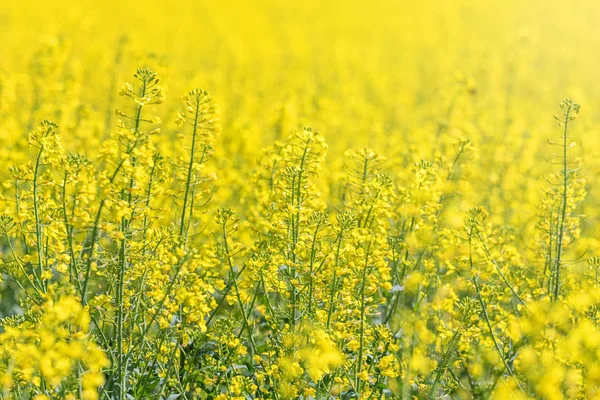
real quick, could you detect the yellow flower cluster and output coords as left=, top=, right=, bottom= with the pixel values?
left=0, top=287, right=108, bottom=399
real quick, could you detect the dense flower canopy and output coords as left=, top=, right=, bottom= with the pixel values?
left=1, top=0, right=600, bottom=399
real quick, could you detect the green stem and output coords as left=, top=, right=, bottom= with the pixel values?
left=553, top=103, right=572, bottom=301
left=32, top=145, right=45, bottom=290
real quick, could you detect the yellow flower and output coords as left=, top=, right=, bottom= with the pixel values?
left=357, top=370, right=370, bottom=381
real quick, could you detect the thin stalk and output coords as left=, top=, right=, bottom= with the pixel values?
left=61, top=173, right=82, bottom=292
left=81, top=157, right=127, bottom=303
left=355, top=247, right=371, bottom=395
left=222, top=224, right=258, bottom=353
left=32, top=145, right=45, bottom=290
left=428, top=330, right=460, bottom=399
left=475, top=231, right=528, bottom=309
left=469, top=236, right=525, bottom=394
left=179, top=96, right=201, bottom=242
left=307, top=220, right=323, bottom=316
left=326, top=231, right=344, bottom=329
left=553, top=103, right=572, bottom=301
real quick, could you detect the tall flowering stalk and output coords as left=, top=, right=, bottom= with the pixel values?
left=536, top=99, right=585, bottom=301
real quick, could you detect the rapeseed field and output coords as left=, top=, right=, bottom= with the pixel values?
left=1, top=0, right=600, bottom=398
